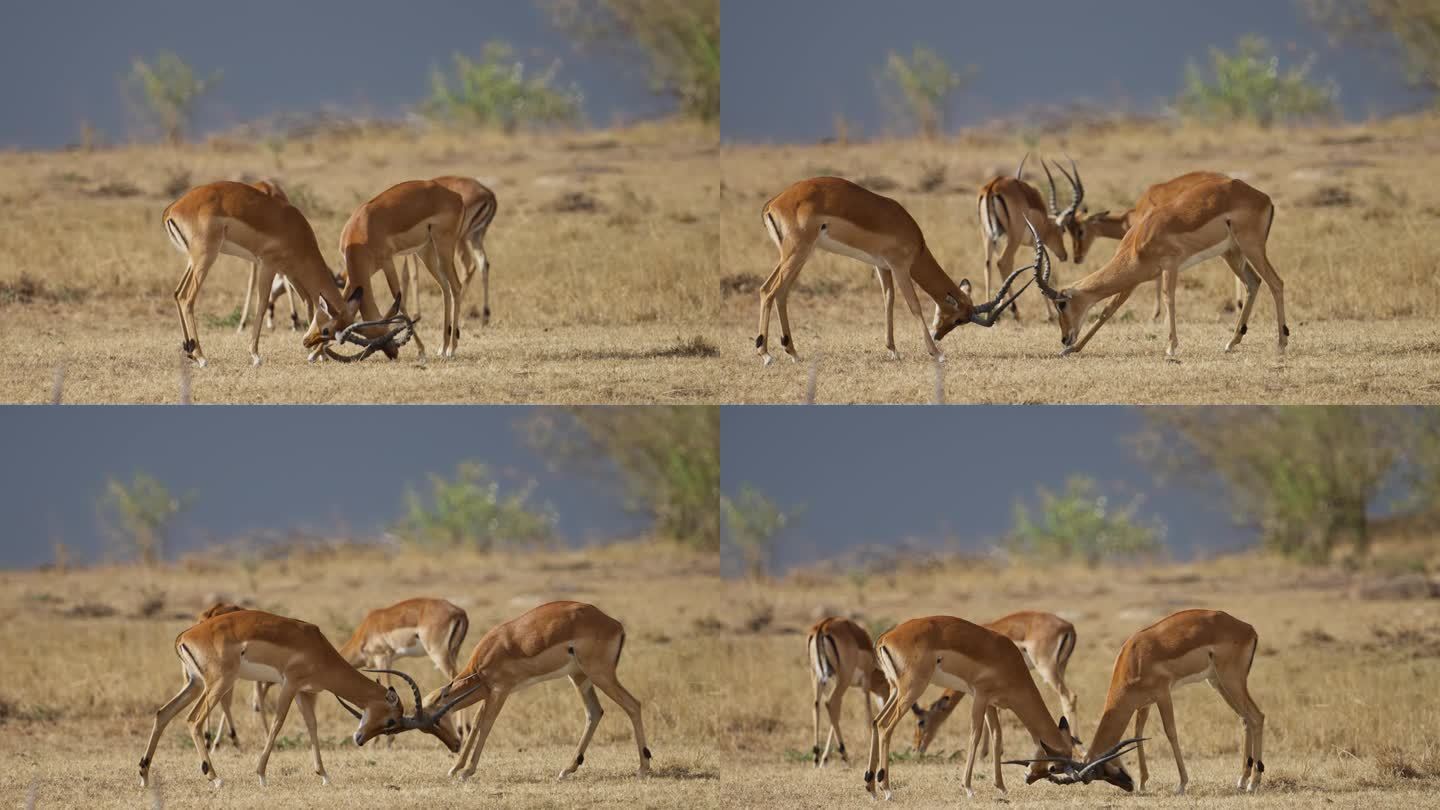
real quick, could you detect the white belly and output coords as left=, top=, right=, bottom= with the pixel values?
left=1178, top=237, right=1233, bottom=272
left=513, top=656, right=582, bottom=692
left=219, top=241, right=259, bottom=263
left=237, top=660, right=283, bottom=683
left=816, top=232, right=884, bottom=268
left=931, top=669, right=974, bottom=694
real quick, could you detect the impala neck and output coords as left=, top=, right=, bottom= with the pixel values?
left=1071, top=251, right=1149, bottom=301
left=287, top=257, right=348, bottom=319
left=1086, top=698, right=1137, bottom=764
left=312, top=653, right=390, bottom=706
left=909, top=244, right=968, bottom=307
left=337, top=629, right=366, bottom=667
left=1008, top=680, right=1072, bottom=754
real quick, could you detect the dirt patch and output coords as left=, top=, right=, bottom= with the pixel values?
left=0, top=273, right=90, bottom=307
left=1376, top=745, right=1440, bottom=780
left=62, top=602, right=117, bottom=619
left=1298, top=185, right=1355, bottom=207
left=542, top=191, right=604, bottom=214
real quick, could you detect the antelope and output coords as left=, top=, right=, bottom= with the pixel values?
left=138, top=608, right=476, bottom=789
left=196, top=602, right=273, bottom=751
left=1066, top=171, right=1254, bottom=320
left=163, top=181, right=409, bottom=366
left=430, top=600, right=651, bottom=782
left=976, top=154, right=1074, bottom=320
left=807, top=616, right=890, bottom=768
left=235, top=179, right=304, bottom=334
left=865, top=615, right=1137, bottom=799
left=1028, top=173, right=1287, bottom=360
left=399, top=176, right=497, bottom=326
left=337, top=598, right=470, bottom=740
left=756, top=176, right=1032, bottom=365
left=339, top=179, right=475, bottom=360
left=1005, top=609, right=1263, bottom=795
left=911, top=611, right=1078, bottom=756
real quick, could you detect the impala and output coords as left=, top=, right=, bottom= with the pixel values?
left=430, top=600, right=651, bottom=782
left=339, top=179, right=474, bottom=360
left=976, top=154, right=1074, bottom=320
left=1006, top=609, right=1263, bottom=795
left=1066, top=171, right=1255, bottom=320
left=911, top=610, right=1078, bottom=755
left=163, top=181, right=409, bottom=366
left=399, top=176, right=497, bottom=326
left=807, top=616, right=890, bottom=768
left=138, top=608, right=476, bottom=789
left=235, top=179, right=304, bottom=334
left=337, top=597, right=470, bottom=739
left=196, top=602, right=272, bottom=751
left=756, top=176, right=1032, bottom=365
left=865, top=615, right=1138, bottom=799
left=1028, top=173, right=1287, bottom=360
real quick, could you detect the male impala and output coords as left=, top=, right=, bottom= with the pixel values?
left=430, top=601, right=651, bottom=782
left=976, top=154, right=1073, bottom=320
left=399, top=176, right=498, bottom=326
left=757, top=176, right=1032, bottom=365
left=138, top=608, right=476, bottom=789
left=1006, top=609, right=1263, bottom=794
left=1029, top=173, right=1288, bottom=360
left=911, top=611, right=1078, bottom=755
left=163, top=181, right=405, bottom=366
left=865, top=615, right=1138, bottom=799
left=339, top=179, right=474, bottom=359
left=235, top=179, right=304, bottom=334
left=807, top=616, right=890, bottom=768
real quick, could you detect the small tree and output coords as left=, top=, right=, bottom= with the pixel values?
left=1006, top=476, right=1165, bottom=568
left=1304, top=0, right=1440, bottom=101
left=124, top=52, right=221, bottom=145
left=395, top=462, right=557, bottom=551
left=424, top=42, right=583, bottom=133
left=1176, top=35, right=1338, bottom=127
left=98, top=473, right=193, bottom=566
left=545, top=0, right=719, bottom=122
left=721, top=484, right=802, bottom=579
left=877, top=47, right=976, bottom=139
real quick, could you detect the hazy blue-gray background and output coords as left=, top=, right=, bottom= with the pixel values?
left=721, top=0, right=1427, bottom=142
left=0, top=1, right=666, bottom=149
left=0, top=407, right=647, bottom=568
left=721, top=406, right=1240, bottom=574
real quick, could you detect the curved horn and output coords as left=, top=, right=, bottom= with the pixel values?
left=404, top=679, right=487, bottom=729
left=1054, top=156, right=1083, bottom=223
left=363, top=668, right=424, bottom=716
left=1076, top=736, right=1148, bottom=780
left=969, top=266, right=1034, bottom=326
left=1025, top=218, right=1064, bottom=301
left=1015, top=152, right=1029, bottom=182
left=334, top=695, right=363, bottom=720
left=1041, top=160, right=1061, bottom=217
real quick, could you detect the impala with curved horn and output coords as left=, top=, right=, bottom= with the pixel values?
left=1028, top=172, right=1287, bottom=360
left=863, top=615, right=1124, bottom=800
left=162, top=181, right=412, bottom=366
left=429, top=600, right=652, bottom=782
left=1005, top=609, right=1262, bottom=795
left=807, top=616, right=889, bottom=768
left=138, top=608, right=475, bottom=789
left=756, top=176, right=1031, bottom=364
left=976, top=154, right=1073, bottom=320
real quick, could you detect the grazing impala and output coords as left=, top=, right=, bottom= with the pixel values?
left=865, top=615, right=1138, bottom=799
left=431, top=601, right=651, bottom=782
left=235, top=179, right=304, bottom=334
left=1028, top=173, right=1287, bottom=360
left=138, top=608, right=476, bottom=789
left=1006, top=609, right=1263, bottom=795
left=807, top=616, right=890, bottom=767
left=399, top=176, right=498, bottom=326
left=911, top=611, right=1078, bottom=755
left=163, top=181, right=407, bottom=366
left=339, top=179, right=473, bottom=360
left=756, top=176, right=1032, bottom=364
left=338, top=597, right=469, bottom=678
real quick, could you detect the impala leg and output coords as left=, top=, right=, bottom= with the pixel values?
left=876, top=675, right=927, bottom=800
left=139, top=673, right=203, bottom=787
left=255, top=682, right=299, bottom=787
left=822, top=680, right=849, bottom=765
left=1155, top=690, right=1188, bottom=795
left=995, top=238, right=1022, bottom=322
left=1211, top=650, right=1265, bottom=792
left=874, top=266, right=898, bottom=360
left=254, top=682, right=271, bottom=736
left=473, top=236, right=491, bottom=325
left=379, top=257, right=428, bottom=361
left=246, top=261, right=278, bottom=367
left=285, top=278, right=302, bottom=330
left=294, top=691, right=329, bottom=785
left=988, top=705, right=1005, bottom=793
left=1035, top=661, right=1078, bottom=733
left=453, top=235, right=478, bottom=310
left=1152, top=278, right=1163, bottom=321
left=1162, top=266, right=1181, bottom=360
left=812, top=675, right=827, bottom=766
left=862, top=686, right=877, bottom=764
left=1222, top=249, right=1261, bottom=353
left=456, top=691, right=508, bottom=781
left=1134, top=704, right=1151, bottom=792
left=756, top=237, right=813, bottom=366
left=1233, top=226, right=1287, bottom=355
left=419, top=239, right=459, bottom=357
left=589, top=670, right=651, bottom=777
left=262, top=276, right=277, bottom=331
left=238, top=263, right=256, bottom=333
left=1065, top=287, right=1135, bottom=356
left=211, top=687, right=240, bottom=752
left=978, top=696, right=990, bottom=760
left=447, top=699, right=484, bottom=778
left=558, top=676, right=604, bottom=779
left=866, top=685, right=902, bottom=799
left=432, top=234, right=463, bottom=356
left=186, top=673, right=235, bottom=787
left=177, top=238, right=221, bottom=367
left=890, top=259, right=943, bottom=362
left=959, top=695, right=988, bottom=798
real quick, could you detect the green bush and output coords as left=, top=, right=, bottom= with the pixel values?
left=423, top=42, right=583, bottom=132
left=721, top=483, right=802, bottom=579
left=97, top=473, right=194, bottom=566
left=395, top=462, right=557, bottom=551
left=1176, top=35, right=1338, bottom=127
left=1006, top=476, right=1165, bottom=567
left=123, top=52, right=221, bottom=145
left=877, top=47, right=976, bottom=139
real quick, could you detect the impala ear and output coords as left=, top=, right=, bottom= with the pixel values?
left=348, top=284, right=364, bottom=303
left=958, top=279, right=972, bottom=295
left=385, top=686, right=400, bottom=706
left=910, top=703, right=925, bottom=717
left=1058, top=716, right=1069, bottom=733
left=944, top=294, right=960, bottom=308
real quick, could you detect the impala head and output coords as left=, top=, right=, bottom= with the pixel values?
left=932, top=265, right=1035, bottom=340
left=335, top=668, right=478, bottom=753
left=1004, top=721, right=1143, bottom=793
left=1026, top=219, right=1092, bottom=351
left=910, top=693, right=958, bottom=753
left=302, top=284, right=364, bottom=351
left=1042, top=157, right=1086, bottom=260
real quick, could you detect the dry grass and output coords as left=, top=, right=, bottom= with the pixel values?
left=0, top=541, right=722, bottom=805
left=719, top=116, right=1440, bottom=403
left=0, top=122, right=720, bottom=403
left=719, top=552, right=1440, bottom=806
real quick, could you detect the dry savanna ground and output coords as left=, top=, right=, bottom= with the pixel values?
left=0, top=122, right=720, bottom=403
left=718, top=551, right=1440, bottom=808
left=0, top=541, right=723, bottom=808
left=719, top=116, right=1440, bottom=403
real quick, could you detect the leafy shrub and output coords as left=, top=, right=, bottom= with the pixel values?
left=877, top=47, right=976, bottom=139
left=1176, top=35, right=1338, bottom=127
left=721, top=484, right=802, bottom=579
left=424, top=42, right=583, bottom=133
left=395, top=462, right=557, bottom=551
left=124, top=51, right=221, bottom=145
left=98, top=473, right=194, bottom=566
left=1006, top=476, right=1165, bottom=567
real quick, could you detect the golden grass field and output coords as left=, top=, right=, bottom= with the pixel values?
left=0, top=122, right=720, bottom=404
left=0, top=541, right=723, bottom=808
left=719, top=116, right=1440, bottom=403
left=719, top=549, right=1440, bottom=808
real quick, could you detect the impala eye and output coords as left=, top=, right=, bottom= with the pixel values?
left=386, top=718, right=396, bottom=728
